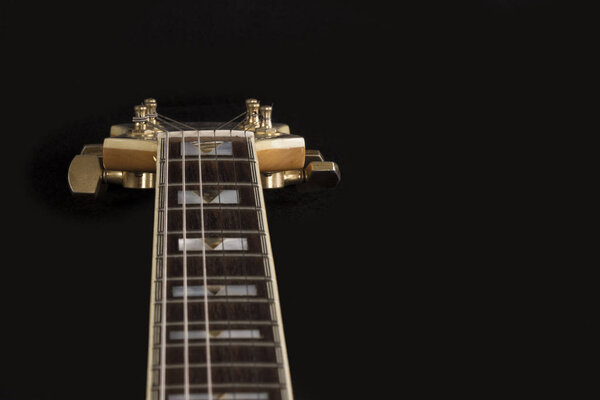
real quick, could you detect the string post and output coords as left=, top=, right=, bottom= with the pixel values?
left=144, top=98, right=162, bottom=135
left=144, top=98, right=158, bottom=124
left=132, top=105, right=148, bottom=135
left=259, top=105, right=273, bottom=130
left=240, top=98, right=261, bottom=130
left=255, top=104, right=279, bottom=137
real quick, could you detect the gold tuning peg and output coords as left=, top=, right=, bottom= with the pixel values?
left=260, top=149, right=340, bottom=190
left=303, top=161, right=341, bottom=189
left=240, top=98, right=261, bottom=130
left=68, top=144, right=155, bottom=196
left=68, top=153, right=105, bottom=196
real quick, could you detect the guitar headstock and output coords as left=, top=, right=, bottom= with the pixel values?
left=68, top=98, right=340, bottom=195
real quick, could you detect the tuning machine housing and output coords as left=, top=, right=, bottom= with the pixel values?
left=68, top=97, right=340, bottom=195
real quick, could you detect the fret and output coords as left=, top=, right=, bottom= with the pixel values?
left=163, top=387, right=284, bottom=400
left=165, top=256, right=269, bottom=278
left=166, top=209, right=262, bottom=231
left=165, top=366, right=281, bottom=385
left=167, top=393, right=272, bottom=400
left=162, top=341, right=280, bottom=347
left=168, top=206, right=261, bottom=212
left=163, top=182, right=259, bottom=188
left=161, top=298, right=274, bottom=305
left=169, top=230, right=263, bottom=235
left=160, top=321, right=279, bottom=326
left=166, top=279, right=270, bottom=299
left=165, top=384, right=285, bottom=389
left=171, top=157, right=256, bottom=162
left=162, top=277, right=272, bottom=283
left=168, top=160, right=254, bottom=184
left=165, top=363, right=282, bottom=369
left=166, top=302, right=274, bottom=323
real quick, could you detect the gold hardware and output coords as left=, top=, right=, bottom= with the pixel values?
left=68, top=154, right=105, bottom=196
left=261, top=171, right=302, bottom=189
left=122, top=171, right=156, bottom=189
left=68, top=97, right=340, bottom=195
left=103, top=170, right=124, bottom=185
left=255, top=104, right=286, bottom=138
left=240, top=98, right=261, bottom=130
left=132, top=105, right=148, bottom=135
left=303, top=161, right=340, bottom=188
left=109, top=100, right=160, bottom=138
left=68, top=144, right=156, bottom=195
left=101, top=170, right=155, bottom=189
left=144, top=98, right=161, bottom=132
left=304, top=149, right=324, bottom=164
left=259, top=106, right=273, bottom=130
left=260, top=157, right=340, bottom=190
left=239, top=98, right=290, bottom=135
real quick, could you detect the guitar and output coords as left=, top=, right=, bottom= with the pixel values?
left=67, top=98, right=340, bottom=400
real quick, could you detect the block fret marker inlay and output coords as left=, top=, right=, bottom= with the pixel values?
left=170, top=330, right=262, bottom=340
left=178, top=238, right=248, bottom=251
left=173, top=285, right=258, bottom=297
left=178, top=189, right=240, bottom=205
left=181, top=140, right=233, bottom=156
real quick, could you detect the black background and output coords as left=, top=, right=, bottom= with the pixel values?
left=0, top=1, right=595, bottom=399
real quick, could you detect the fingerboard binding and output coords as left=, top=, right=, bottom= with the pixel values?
left=147, top=130, right=293, bottom=400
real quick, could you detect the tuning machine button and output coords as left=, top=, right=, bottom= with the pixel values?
left=68, top=153, right=105, bottom=196
left=260, top=149, right=340, bottom=191
left=68, top=144, right=155, bottom=196
left=301, top=161, right=341, bottom=191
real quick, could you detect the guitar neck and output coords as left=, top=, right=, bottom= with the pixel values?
left=146, top=130, right=293, bottom=400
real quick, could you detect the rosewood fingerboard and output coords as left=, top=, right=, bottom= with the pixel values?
left=146, top=130, right=293, bottom=400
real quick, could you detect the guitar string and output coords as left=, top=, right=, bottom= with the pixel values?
left=215, top=111, right=247, bottom=130
left=157, top=112, right=246, bottom=131
left=211, top=124, right=237, bottom=395
left=218, top=125, right=241, bottom=392
left=152, top=119, right=195, bottom=400
left=196, top=125, right=213, bottom=400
